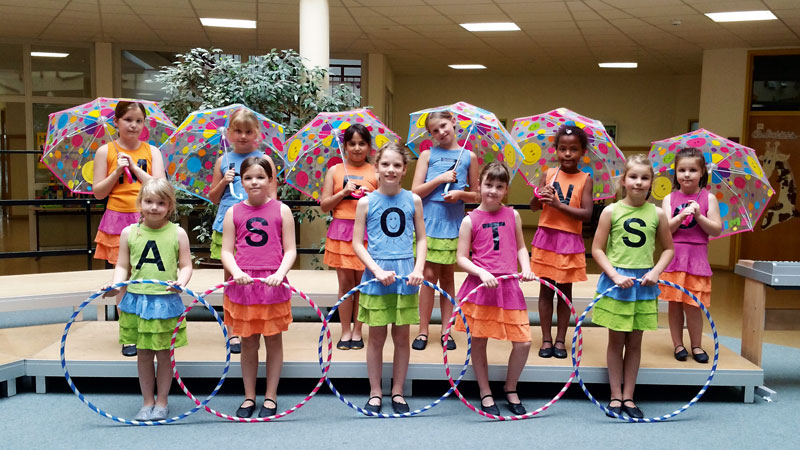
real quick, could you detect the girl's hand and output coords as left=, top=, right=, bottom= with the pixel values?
left=406, top=270, right=423, bottom=287
left=233, top=271, right=253, bottom=285
left=520, top=271, right=536, bottom=282
left=165, top=280, right=183, bottom=293
left=223, top=169, right=236, bottom=185
left=442, top=190, right=461, bottom=203
left=687, top=200, right=701, bottom=217
left=117, top=153, right=132, bottom=170
left=374, top=269, right=396, bottom=286
left=101, top=285, right=120, bottom=298
left=264, top=274, right=283, bottom=287
left=342, top=180, right=357, bottom=196
left=538, top=186, right=556, bottom=205
left=436, top=170, right=457, bottom=184
left=640, top=270, right=660, bottom=287
left=479, top=270, right=498, bottom=288
left=611, top=273, right=635, bottom=289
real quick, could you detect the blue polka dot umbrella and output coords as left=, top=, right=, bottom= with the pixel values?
left=160, top=104, right=286, bottom=202
left=649, top=129, right=774, bottom=238
left=41, top=97, right=176, bottom=194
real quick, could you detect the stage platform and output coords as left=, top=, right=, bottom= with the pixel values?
left=0, top=269, right=763, bottom=402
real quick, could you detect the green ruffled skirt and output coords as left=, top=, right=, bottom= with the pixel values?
left=119, top=311, right=188, bottom=350
left=592, top=296, right=658, bottom=332
left=414, top=236, right=457, bottom=265
left=357, top=293, right=420, bottom=326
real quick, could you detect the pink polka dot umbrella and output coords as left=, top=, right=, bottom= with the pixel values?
left=510, top=108, right=626, bottom=201
left=283, top=108, right=400, bottom=201
left=160, top=104, right=286, bottom=202
left=649, top=129, right=774, bottom=238
left=41, top=97, right=176, bottom=194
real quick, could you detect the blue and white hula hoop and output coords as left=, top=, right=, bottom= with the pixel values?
left=570, top=278, right=719, bottom=422
left=62, top=279, right=229, bottom=425
left=318, top=276, right=473, bottom=417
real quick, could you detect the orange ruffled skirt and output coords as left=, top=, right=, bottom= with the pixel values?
left=94, top=230, right=121, bottom=265
left=530, top=247, right=587, bottom=284
left=659, top=271, right=711, bottom=308
left=223, top=297, right=293, bottom=337
left=323, top=237, right=366, bottom=271
left=454, top=303, right=531, bottom=342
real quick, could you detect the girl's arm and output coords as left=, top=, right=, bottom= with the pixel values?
left=591, top=205, right=635, bottom=289
left=514, top=210, right=536, bottom=281
left=266, top=157, right=278, bottom=201
left=411, top=150, right=454, bottom=199
left=319, top=165, right=354, bottom=213
left=91, top=144, right=120, bottom=200
left=694, top=192, right=722, bottom=237
left=208, top=157, right=231, bottom=205
left=102, top=227, right=132, bottom=297
left=455, top=215, right=498, bottom=287
left=529, top=173, right=548, bottom=211
left=408, top=193, right=427, bottom=286
left=539, top=175, right=594, bottom=222
left=443, top=152, right=480, bottom=203
left=352, top=197, right=395, bottom=286
left=168, top=226, right=193, bottom=291
left=265, top=204, right=297, bottom=286
left=220, top=208, right=251, bottom=285
left=641, top=207, right=675, bottom=286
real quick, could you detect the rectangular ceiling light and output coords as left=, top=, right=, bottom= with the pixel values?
left=460, top=22, right=520, bottom=32
left=449, top=64, right=487, bottom=70
left=705, top=11, right=777, bottom=22
left=31, top=52, right=69, bottom=58
left=200, top=18, right=256, bottom=29
left=598, top=62, right=638, bottom=68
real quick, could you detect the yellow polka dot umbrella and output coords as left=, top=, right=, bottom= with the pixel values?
left=283, top=108, right=399, bottom=201
left=510, top=107, right=626, bottom=200
left=160, top=104, right=286, bottom=201
left=41, top=97, right=176, bottom=194
left=649, top=129, right=774, bottom=238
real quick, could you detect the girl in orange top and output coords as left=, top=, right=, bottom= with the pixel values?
left=92, top=101, right=166, bottom=356
left=529, top=125, right=593, bottom=359
left=320, top=124, right=377, bottom=350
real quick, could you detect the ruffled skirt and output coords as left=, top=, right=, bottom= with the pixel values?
left=530, top=227, right=587, bottom=283
left=118, top=292, right=187, bottom=350
left=358, top=257, right=420, bottom=326
left=94, top=210, right=138, bottom=265
left=592, top=268, right=660, bottom=332
left=323, top=218, right=366, bottom=270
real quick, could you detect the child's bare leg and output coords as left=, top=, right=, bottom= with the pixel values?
left=264, top=333, right=283, bottom=403
left=223, top=268, right=239, bottom=347
left=154, top=350, right=172, bottom=407
left=438, top=263, right=455, bottom=340
left=137, top=349, right=156, bottom=406
left=470, top=338, right=492, bottom=405
left=240, top=334, right=261, bottom=402
left=390, top=324, right=410, bottom=398
left=606, top=330, right=626, bottom=401
left=622, top=331, right=644, bottom=402
left=685, top=305, right=705, bottom=351
left=538, top=279, right=556, bottom=350
left=505, top=341, right=532, bottom=404
left=337, top=268, right=357, bottom=341
left=554, top=282, right=572, bottom=350
left=417, top=262, right=440, bottom=341
left=668, top=302, right=686, bottom=350
left=352, top=270, right=364, bottom=340
left=367, top=325, right=388, bottom=399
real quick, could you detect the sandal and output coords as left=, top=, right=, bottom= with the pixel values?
left=606, top=398, right=622, bottom=417
left=441, top=335, right=456, bottom=351
left=364, top=395, right=382, bottom=414
left=692, top=347, right=709, bottom=364
left=479, top=394, right=500, bottom=416
left=236, top=398, right=256, bottom=418
left=391, top=394, right=410, bottom=414
left=228, top=336, right=242, bottom=355
left=674, top=345, right=689, bottom=361
left=553, top=340, right=568, bottom=359
left=622, top=399, right=644, bottom=419
left=412, top=334, right=428, bottom=351
left=538, top=339, right=554, bottom=358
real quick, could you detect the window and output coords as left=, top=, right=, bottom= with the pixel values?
left=751, top=54, right=800, bottom=111
left=121, top=50, right=180, bottom=101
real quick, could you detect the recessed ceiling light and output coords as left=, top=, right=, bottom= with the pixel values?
left=460, top=22, right=520, bottom=32
left=705, top=11, right=777, bottom=22
left=598, top=62, right=638, bottom=69
left=449, top=64, right=487, bottom=70
left=31, top=52, right=69, bottom=58
left=200, top=18, right=256, bottom=29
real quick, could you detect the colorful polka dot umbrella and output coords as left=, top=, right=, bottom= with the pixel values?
left=283, top=108, right=399, bottom=201
left=510, top=108, right=626, bottom=200
left=649, top=129, right=774, bottom=238
left=41, top=97, right=176, bottom=194
left=160, top=104, right=286, bottom=201
left=406, top=101, right=525, bottom=181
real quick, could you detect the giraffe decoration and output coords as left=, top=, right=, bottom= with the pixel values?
left=759, top=140, right=800, bottom=229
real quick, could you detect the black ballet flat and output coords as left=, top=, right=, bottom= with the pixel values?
left=504, top=390, right=526, bottom=415
left=674, top=345, right=689, bottom=361
left=622, top=399, right=644, bottom=419
left=391, top=394, right=410, bottom=414
left=692, top=347, right=709, bottom=364
left=236, top=398, right=256, bottom=418
left=553, top=340, right=568, bottom=359
left=480, top=394, right=500, bottom=416
left=258, top=398, right=277, bottom=418
left=538, top=340, right=554, bottom=358
left=364, top=396, right=382, bottom=414
left=606, top=398, right=622, bottom=418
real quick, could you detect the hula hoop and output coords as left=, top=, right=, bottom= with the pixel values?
left=172, top=279, right=332, bottom=422
left=61, top=279, right=224, bottom=425
left=442, top=274, right=584, bottom=420
left=318, top=276, right=473, bottom=417
left=570, top=278, right=719, bottom=422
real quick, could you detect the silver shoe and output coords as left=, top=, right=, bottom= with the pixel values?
left=150, top=405, right=169, bottom=421
left=134, top=405, right=153, bottom=421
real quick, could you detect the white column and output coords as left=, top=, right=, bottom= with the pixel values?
left=93, top=42, right=114, bottom=97
left=299, top=0, right=329, bottom=76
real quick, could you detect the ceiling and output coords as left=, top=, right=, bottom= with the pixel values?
left=2, top=0, right=800, bottom=75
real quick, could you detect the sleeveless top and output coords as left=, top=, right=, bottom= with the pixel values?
left=212, top=150, right=264, bottom=232
left=538, top=168, right=589, bottom=235
left=606, top=202, right=659, bottom=269
left=106, top=141, right=153, bottom=212
left=331, top=162, right=377, bottom=220
left=423, top=146, right=471, bottom=203
left=669, top=189, right=710, bottom=244
left=365, top=190, right=415, bottom=260
left=469, top=206, right=518, bottom=275
left=233, top=200, right=284, bottom=270
left=127, top=222, right=179, bottom=295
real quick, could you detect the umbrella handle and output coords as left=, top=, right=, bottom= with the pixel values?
left=229, top=182, right=243, bottom=200
left=123, top=167, right=133, bottom=184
